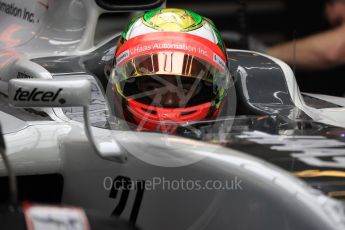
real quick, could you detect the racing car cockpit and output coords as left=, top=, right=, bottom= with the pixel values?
left=27, top=8, right=317, bottom=131
left=24, top=4, right=345, bottom=196
left=1, top=2, right=345, bottom=230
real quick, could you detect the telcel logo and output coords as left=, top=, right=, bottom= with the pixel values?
left=13, top=87, right=65, bottom=104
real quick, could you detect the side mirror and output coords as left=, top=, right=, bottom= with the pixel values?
left=8, top=78, right=126, bottom=163
left=9, top=79, right=91, bottom=107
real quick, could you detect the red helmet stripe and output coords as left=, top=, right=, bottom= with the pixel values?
left=116, top=32, right=227, bottom=71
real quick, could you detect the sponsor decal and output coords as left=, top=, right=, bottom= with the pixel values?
left=237, top=131, right=345, bottom=169
left=13, top=87, right=65, bottom=104
left=107, top=176, right=145, bottom=224
left=116, top=32, right=227, bottom=71
left=116, top=50, right=129, bottom=65
left=17, top=72, right=32, bottom=79
left=0, top=1, right=22, bottom=18
left=117, top=41, right=224, bottom=70
left=213, top=53, right=226, bottom=70
left=0, top=0, right=37, bottom=23
left=24, top=204, right=90, bottom=230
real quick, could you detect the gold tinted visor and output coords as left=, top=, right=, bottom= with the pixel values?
left=114, top=51, right=228, bottom=83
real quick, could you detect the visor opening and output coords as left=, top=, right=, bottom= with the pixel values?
left=141, top=108, right=157, bottom=114
left=181, top=110, right=196, bottom=116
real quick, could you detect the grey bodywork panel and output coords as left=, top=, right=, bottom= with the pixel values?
left=59, top=129, right=343, bottom=230
left=0, top=111, right=28, bottom=134
left=0, top=91, right=52, bottom=123
left=302, top=92, right=345, bottom=108
left=229, top=51, right=310, bottom=120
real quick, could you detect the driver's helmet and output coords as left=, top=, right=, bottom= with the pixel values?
left=112, top=8, right=231, bottom=132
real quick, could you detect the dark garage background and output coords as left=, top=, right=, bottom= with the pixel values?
left=167, top=0, right=345, bottom=96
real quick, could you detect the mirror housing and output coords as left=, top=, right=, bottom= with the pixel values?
left=9, top=79, right=91, bottom=108
left=8, top=78, right=126, bottom=163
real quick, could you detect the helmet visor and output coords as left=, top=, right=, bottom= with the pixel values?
left=113, top=51, right=231, bottom=106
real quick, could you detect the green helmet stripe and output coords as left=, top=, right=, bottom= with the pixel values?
left=143, top=8, right=161, bottom=24
left=122, top=13, right=144, bottom=40
left=203, top=17, right=226, bottom=54
left=185, top=9, right=202, bottom=29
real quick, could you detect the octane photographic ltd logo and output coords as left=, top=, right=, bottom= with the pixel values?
left=105, top=65, right=237, bottom=168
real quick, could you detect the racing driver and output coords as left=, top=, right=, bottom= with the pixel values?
left=112, top=8, right=231, bottom=133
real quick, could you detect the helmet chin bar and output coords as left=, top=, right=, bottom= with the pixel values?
left=127, top=98, right=213, bottom=132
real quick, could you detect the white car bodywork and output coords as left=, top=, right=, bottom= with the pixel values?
left=0, top=0, right=345, bottom=229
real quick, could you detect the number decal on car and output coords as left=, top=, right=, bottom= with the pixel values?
left=109, top=176, right=145, bottom=224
